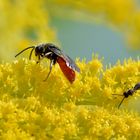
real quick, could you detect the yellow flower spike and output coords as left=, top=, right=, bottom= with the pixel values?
left=42, top=107, right=56, bottom=125
left=0, top=59, right=140, bottom=139
left=23, top=96, right=41, bottom=111
left=53, top=127, right=65, bottom=139
left=65, top=123, right=78, bottom=137
left=0, top=69, right=3, bottom=79
left=102, top=86, right=113, bottom=98
left=63, top=102, right=76, bottom=111
left=87, top=57, right=103, bottom=76
left=103, top=59, right=140, bottom=85
left=78, top=107, right=89, bottom=120
left=68, top=80, right=85, bottom=100
left=0, top=101, right=17, bottom=117
left=80, top=76, right=101, bottom=106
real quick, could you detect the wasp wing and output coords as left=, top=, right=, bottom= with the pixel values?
left=48, top=46, right=80, bottom=73
left=134, top=83, right=140, bottom=90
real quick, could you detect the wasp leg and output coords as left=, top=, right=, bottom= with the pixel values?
left=45, top=52, right=52, bottom=57
left=36, top=55, right=45, bottom=64
left=37, top=52, right=52, bottom=64
left=118, top=97, right=125, bottom=109
left=43, top=60, right=53, bottom=81
left=36, top=55, right=41, bottom=64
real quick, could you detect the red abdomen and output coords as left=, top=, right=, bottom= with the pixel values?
left=57, top=57, right=75, bottom=83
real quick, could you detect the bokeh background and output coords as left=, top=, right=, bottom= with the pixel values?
left=0, top=0, right=140, bottom=64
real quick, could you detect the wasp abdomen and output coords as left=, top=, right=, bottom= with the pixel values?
left=57, top=57, right=75, bottom=83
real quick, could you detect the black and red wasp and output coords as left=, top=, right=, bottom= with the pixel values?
left=113, top=82, right=140, bottom=108
left=15, top=43, right=80, bottom=83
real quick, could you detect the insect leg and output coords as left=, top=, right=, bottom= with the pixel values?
left=36, top=55, right=41, bottom=64
left=118, top=97, right=125, bottom=109
left=36, top=52, right=52, bottom=64
left=43, top=60, right=53, bottom=81
left=45, top=52, right=52, bottom=57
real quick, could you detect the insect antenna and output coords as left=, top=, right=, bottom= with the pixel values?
left=112, top=94, right=124, bottom=96
left=118, top=96, right=126, bottom=109
left=29, top=47, right=35, bottom=60
left=15, top=46, right=35, bottom=58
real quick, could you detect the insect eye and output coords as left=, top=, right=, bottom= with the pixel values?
left=35, top=46, right=43, bottom=53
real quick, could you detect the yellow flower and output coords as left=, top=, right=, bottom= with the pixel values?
left=0, top=58, right=139, bottom=139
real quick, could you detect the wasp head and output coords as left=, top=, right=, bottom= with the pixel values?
left=35, top=45, right=45, bottom=57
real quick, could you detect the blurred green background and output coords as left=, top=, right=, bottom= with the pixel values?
left=51, top=16, right=140, bottom=64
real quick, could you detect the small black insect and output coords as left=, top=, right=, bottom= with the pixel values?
left=15, top=43, right=80, bottom=83
left=112, top=83, right=140, bottom=108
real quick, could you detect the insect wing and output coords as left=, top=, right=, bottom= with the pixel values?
left=134, top=83, right=140, bottom=90
left=48, top=46, right=80, bottom=72
left=57, top=57, right=75, bottom=83
left=65, top=55, right=80, bottom=72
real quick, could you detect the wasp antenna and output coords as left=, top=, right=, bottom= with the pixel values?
left=29, top=47, right=35, bottom=60
left=15, top=46, right=35, bottom=58
left=112, top=94, right=123, bottom=96
left=118, top=97, right=125, bottom=109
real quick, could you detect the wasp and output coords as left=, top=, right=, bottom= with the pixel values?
left=15, top=43, right=80, bottom=83
left=113, top=82, right=140, bottom=108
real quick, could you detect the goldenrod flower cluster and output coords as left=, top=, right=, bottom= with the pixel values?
left=48, top=0, right=140, bottom=48
left=0, top=58, right=140, bottom=139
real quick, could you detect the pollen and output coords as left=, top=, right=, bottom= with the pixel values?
left=0, top=59, right=139, bottom=139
